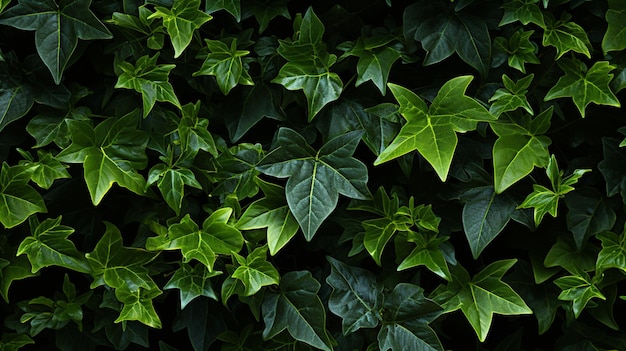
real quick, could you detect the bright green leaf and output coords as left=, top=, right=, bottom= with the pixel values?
left=148, top=0, right=212, bottom=58
left=114, top=286, right=162, bottom=329
left=0, top=0, right=112, bottom=84
left=544, top=58, right=620, bottom=118
left=596, top=228, right=626, bottom=274
left=602, top=0, right=626, bottom=54
left=164, top=263, right=221, bottom=309
left=493, top=30, right=540, bottom=74
left=258, top=128, right=370, bottom=240
left=375, top=76, right=495, bottom=181
left=0, top=163, right=46, bottom=228
left=363, top=217, right=396, bottom=266
left=542, top=14, right=591, bottom=59
left=500, top=0, right=546, bottom=28
left=489, top=74, right=534, bottom=117
left=148, top=164, right=202, bottom=215
left=554, top=273, right=605, bottom=318
left=18, top=150, right=70, bottom=189
left=193, top=38, right=253, bottom=95
left=397, top=234, right=451, bottom=281
left=232, top=246, right=280, bottom=296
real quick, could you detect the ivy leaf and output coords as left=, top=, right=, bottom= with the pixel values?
left=554, top=274, right=605, bottom=318
left=114, top=54, right=181, bottom=117
left=544, top=234, right=597, bottom=275
left=178, top=101, right=218, bottom=158
left=211, top=143, right=263, bottom=199
left=518, top=155, right=590, bottom=226
left=375, top=76, right=495, bottom=181
left=146, top=209, right=244, bottom=271
left=397, top=233, right=451, bottom=281
left=544, top=59, right=620, bottom=118
left=18, top=150, right=70, bottom=189
left=342, top=37, right=401, bottom=95
left=0, top=334, right=34, bottom=351
left=378, top=283, right=444, bottom=351
left=237, top=179, right=299, bottom=255
left=460, top=186, right=517, bottom=259
left=228, top=84, right=283, bottom=143
left=17, top=216, right=90, bottom=274
left=193, top=38, right=253, bottom=95
left=56, top=112, right=149, bottom=205
left=172, top=298, right=226, bottom=351
left=262, top=271, right=334, bottom=351
left=148, top=0, right=212, bottom=58
left=542, top=14, right=591, bottom=59
left=433, top=259, right=532, bottom=342
left=0, top=86, right=34, bottom=132
left=0, top=163, right=46, bottom=228
left=493, top=29, right=540, bottom=74
left=404, top=3, right=491, bottom=76
left=231, top=246, right=280, bottom=296
left=114, top=286, right=163, bottom=329
left=272, top=8, right=343, bottom=120
left=164, top=263, right=221, bottom=309
left=596, top=227, right=626, bottom=274
left=86, top=222, right=158, bottom=292
left=147, top=164, right=202, bottom=216
left=602, top=0, right=626, bottom=54
left=598, top=137, right=626, bottom=200
left=565, top=189, right=616, bottom=250
left=491, top=107, right=552, bottom=193
left=326, top=257, right=383, bottom=334
left=205, top=0, right=241, bottom=22
left=0, top=0, right=113, bottom=84
left=244, top=0, right=290, bottom=33
left=499, top=0, right=546, bottom=28
left=0, top=254, right=36, bottom=303
left=363, top=217, right=399, bottom=266
left=488, top=74, right=534, bottom=117
left=258, top=128, right=370, bottom=240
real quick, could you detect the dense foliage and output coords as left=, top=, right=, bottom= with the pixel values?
left=1, top=0, right=626, bottom=349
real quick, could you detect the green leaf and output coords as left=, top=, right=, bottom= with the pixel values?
left=0, top=163, right=46, bottom=228
left=146, top=209, right=244, bottom=271
left=375, top=77, right=495, bottom=181
left=602, top=0, right=626, bottom=54
left=237, top=179, right=299, bottom=255
left=397, top=233, right=451, bottom=281
left=565, top=189, right=616, bottom=250
left=493, top=30, right=540, bottom=74
left=342, top=37, right=401, bottom=95
left=228, top=84, right=283, bottom=143
left=460, top=186, right=517, bottom=259
left=57, top=112, right=149, bottom=205
left=404, top=3, right=491, bottom=76
left=598, top=137, right=626, bottom=200
left=193, top=38, right=253, bottom=95
left=86, top=222, right=158, bottom=292
left=148, top=0, right=212, bottom=58
left=164, top=263, right=221, bottom=309
left=0, top=254, right=36, bottom=303
left=258, top=128, right=370, bottom=240
left=245, top=0, right=290, bottom=33
left=211, top=143, right=263, bottom=199
left=272, top=8, right=343, bottom=119
left=378, top=283, right=444, bottom=351
left=500, top=0, right=546, bottom=28
left=326, top=257, right=382, bottom=334
left=18, top=150, right=70, bottom=189
left=205, top=0, right=241, bottom=21
left=544, top=234, right=597, bottom=275
left=434, top=260, right=532, bottom=342
left=172, top=298, right=226, bottom=351
left=0, top=333, right=35, bottom=351
left=0, top=86, right=34, bottom=132
left=554, top=274, right=605, bottom=318
left=542, top=14, right=591, bottom=59
left=232, top=246, right=280, bottom=296
left=262, top=271, right=333, bottom=351
left=114, top=286, right=162, bottom=329
left=488, top=74, right=534, bottom=117
left=491, top=108, right=553, bottom=193
left=596, top=228, right=626, bottom=274
left=114, top=54, right=181, bottom=117
left=544, top=59, right=620, bottom=118
left=17, top=216, right=90, bottom=273
left=0, top=0, right=112, bottom=84
left=178, top=101, right=218, bottom=158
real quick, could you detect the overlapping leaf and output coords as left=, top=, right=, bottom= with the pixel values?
left=114, top=286, right=162, bottom=329
left=500, top=0, right=546, bottom=28
left=0, top=163, right=46, bottom=228
left=231, top=246, right=280, bottom=296
left=258, top=128, right=370, bottom=240
left=375, top=76, right=495, bottom=181
left=205, top=0, right=241, bottom=22
left=0, top=0, right=113, bottom=83
left=493, top=30, right=540, bottom=74
left=193, top=38, right=253, bottom=95
left=164, top=263, right=221, bottom=309
left=542, top=14, right=591, bottom=59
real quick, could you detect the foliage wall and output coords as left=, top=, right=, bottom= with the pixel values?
left=1, top=0, right=626, bottom=349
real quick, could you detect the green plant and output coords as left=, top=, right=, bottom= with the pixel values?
left=1, top=0, right=626, bottom=349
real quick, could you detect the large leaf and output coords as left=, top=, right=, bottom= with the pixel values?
left=56, top=112, right=149, bottom=205
left=375, top=76, right=495, bottom=181
left=146, top=209, right=244, bottom=271
left=0, top=163, right=46, bottom=228
left=432, top=259, right=532, bottom=342
left=17, top=216, right=90, bottom=274
left=326, top=257, right=382, bottom=334
left=164, top=263, right=221, bottom=309
left=0, top=0, right=112, bottom=83
left=404, top=3, right=491, bottom=76
left=237, top=179, right=299, bottom=255
left=148, top=0, right=212, bottom=58
left=258, top=128, right=370, bottom=240
left=193, top=38, right=253, bottom=95
left=602, top=0, right=626, bottom=54
left=262, top=271, right=334, bottom=351
left=544, top=58, right=620, bottom=118
left=460, top=186, right=517, bottom=259
left=378, top=283, right=444, bottom=351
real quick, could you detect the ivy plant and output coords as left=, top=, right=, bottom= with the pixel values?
left=1, top=0, right=626, bottom=350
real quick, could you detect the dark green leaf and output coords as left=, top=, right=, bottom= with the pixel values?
left=500, top=0, right=546, bottom=28
left=0, top=86, right=34, bottom=132
left=205, top=0, right=241, bottom=22
left=0, top=163, right=46, bottom=228
left=544, top=234, right=597, bottom=274
left=0, top=254, right=36, bottom=303
left=342, top=37, right=401, bottom=95
left=565, top=189, right=616, bottom=250
left=596, top=227, right=626, bottom=274
left=602, top=0, right=626, bottom=54
left=244, top=0, right=290, bottom=33
left=211, top=143, right=263, bottom=199
left=18, top=150, right=70, bottom=189
left=493, top=29, right=540, bottom=74
left=0, top=333, right=35, bottom=351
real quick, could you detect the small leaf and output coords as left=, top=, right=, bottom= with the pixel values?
left=164, top=263, right=221, bottom=309
left=231, top=246, right=280, bottom=296
left=19, top=150, right=70, bottom=189
left=488, top=74, right=534, bottom=117
left=493, top=30, right=540, bottom=74
left=326, top=257, right=382, bottom=334
left=542, top=14, right=591, bottom=59
left=148, top=0, right=212, bottom=58
left=193, top=38, right=253, bottom=95
left=246, top=0, right=290, bottom=33
left=554, top=274, right=605, bottom=318
left=262, top=271, right=334, bottom=351
left=114, top=286, right=162, bottom=329
left=205, top=0, right=241, bottom=21
left=500, top=0, right=546, bottom=28
left=342, top=37, right=401, bottom=95
left=544, top=59, right=620, bottom=118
